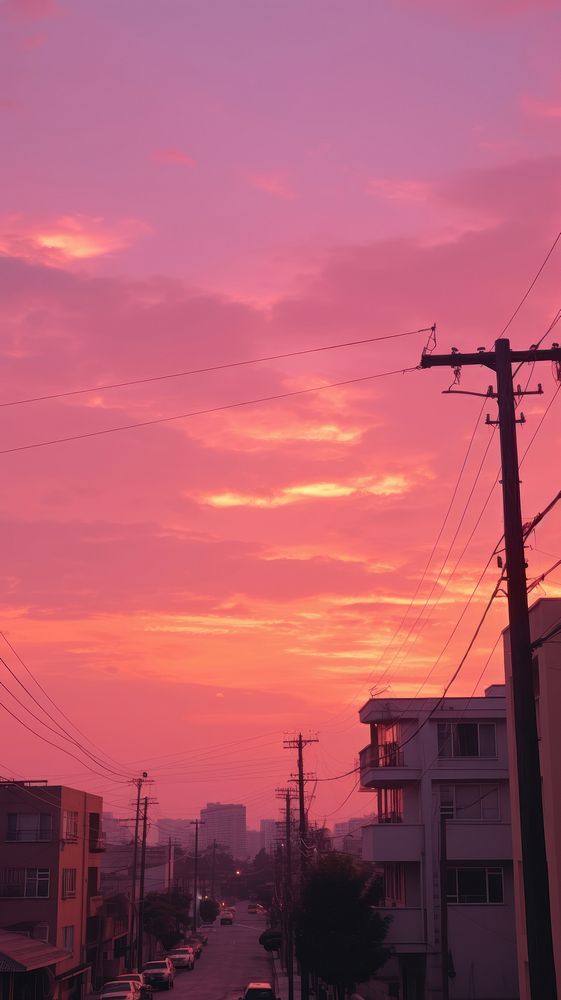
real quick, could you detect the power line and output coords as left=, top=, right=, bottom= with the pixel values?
left=0, top=366, right=419, bottom=457
left=499, top=231, right=561, bottom=337
left=1, top=327, right=432, bottom=409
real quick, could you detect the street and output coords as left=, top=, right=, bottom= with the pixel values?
left=173, top=909, right=273, bottom=1000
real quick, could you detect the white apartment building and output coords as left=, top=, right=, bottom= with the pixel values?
left=200, top=803, right=246, bottom=859
left=359, top=685, right=518, bottom=1000
left=260, top=819, right=277, bottom=854
left=503, top=597, right=561, bottom=1000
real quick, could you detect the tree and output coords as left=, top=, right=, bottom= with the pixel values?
left=199, top=897, right=219, bottom=922
left=142, top=891, right=192, bottom=950
left=295, top=854, right=390, bottom=998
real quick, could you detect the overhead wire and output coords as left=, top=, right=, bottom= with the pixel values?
left=0, top=367, right=420, bottom=457
left=0, top=326, right=433, bottom=409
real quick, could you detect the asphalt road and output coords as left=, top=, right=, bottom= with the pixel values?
left=172, top=909, right=272, bottom=1000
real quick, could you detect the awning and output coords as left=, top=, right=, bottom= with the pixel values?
left=0, top=930, right=70, bottom=973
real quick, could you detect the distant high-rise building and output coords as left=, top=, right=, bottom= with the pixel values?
left=259, top=819, right=277, bottom=854
left=103, top=812, right=130, bottom=845
left=200, top=803, right=246, bottom=859
left=333, top=816, right=368, bottom=848
left=245, top=830, right=261, bottom=859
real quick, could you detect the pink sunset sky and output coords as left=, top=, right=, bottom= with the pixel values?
left=1, top=0, right=561, bottom=832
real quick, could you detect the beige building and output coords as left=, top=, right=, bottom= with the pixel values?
left=0, top=782, right=105, bottom=1000
left=503, top=597, right=561, bottom=1000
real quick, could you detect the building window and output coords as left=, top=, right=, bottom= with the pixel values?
left=0, top=867, right=50, bottom=897
left=6, top=813, right=52, bottom=842
left=62, top=868, right=77, bottom=899
left=63, top=811, right=79, bottom=842
left=439, top=784, right=500, bottom=821
left=62, top=926, right=74, bottom=952
left=377, top=787, right=404, bottom=823
left=383, top=863, right=406, bottom=906
left=446, top=866, right=504, bottom=904
left=437, top=722, right=497, bottom=759
left=33, top=923, right=49, bottom=943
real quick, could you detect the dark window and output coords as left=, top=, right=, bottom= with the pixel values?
left=438, top=722, right=496, bottom=758
left=447, top=866, right=504, bottom=904
left=6, top=813, right=52, bottom=842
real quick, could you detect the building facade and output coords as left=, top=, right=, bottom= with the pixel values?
left=359, top=686, right=518, bottom=999
left=259, top=820, right=277, bottom=855
left=503, top=597, right=561, bottom=1000
left=200, top=803, right=246, bottom=859
left=0, top=782, right=105, bottom=1000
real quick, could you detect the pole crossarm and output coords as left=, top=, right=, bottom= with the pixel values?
left=421, top=345, right=561, bottom=371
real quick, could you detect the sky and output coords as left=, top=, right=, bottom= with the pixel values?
left=1, top=0, right=561, bottom=835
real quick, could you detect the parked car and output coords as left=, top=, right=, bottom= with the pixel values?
left=115, top=974, right=152, bottom=996
left=247, top=903, right=258, bottom=913
left=184, top=937, right=202, bottom=957
left=100, top=992, right=136, bottom=1000
left=191, top=930, right=208, bottom=946
left=143, top=960, right=175, bottom=990
left=166, top=947, right=195, bottom=971
left=240, top=983, right=278, bottom=1000
left=102, top=983, right=142, bottom=999
left=220, top=913, right=233, bottom=925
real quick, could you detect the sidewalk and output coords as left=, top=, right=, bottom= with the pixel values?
left=272, top=954, right=301, bottom=1000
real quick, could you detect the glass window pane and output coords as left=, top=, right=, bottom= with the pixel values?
left=479, top=724, right=496, bottom=757
left=488, top=869, right=504, bottom=903
left=438, top=723, right=452, bottom=757
left=455, top=724, right=479, bottom=757
left=455, top=785, right=481, bottom=820
left=457, top=868, right=486, bottom=903
left=481, top=786, right=500, bottom=820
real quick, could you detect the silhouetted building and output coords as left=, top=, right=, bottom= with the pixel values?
left=200, top=803, right=246, bottom=859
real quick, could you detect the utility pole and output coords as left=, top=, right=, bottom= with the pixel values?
left=276, top=788, right=295, bottom=1000
left=190, top=820, right=203, bottom=933
left=421, top=337, right=561, bottom=1000
left=168, top=837, right=173, bottom=894
left=439, top=813, right=449, bottom=1000
left=137, top=796, right=149, bottom=971
left=128, top=772, right=147, bottom=970
left=210, top=839, right=217, bottom=900
left=284, top=733, right=318, bottom=1000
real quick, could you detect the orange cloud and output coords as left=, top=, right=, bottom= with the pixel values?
left=0, top=213, right=148, bottom=261
left=200, top=473, right=412, bottom=509
left=152, top=148, right=196, bottom=167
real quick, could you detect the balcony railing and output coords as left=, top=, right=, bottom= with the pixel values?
left=89, top=831, right=106, bottom=853
left=360, top=743, right=405, bottom=769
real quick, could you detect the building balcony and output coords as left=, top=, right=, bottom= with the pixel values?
left=363, top=823, right=424, bottom=863
left=445, top=821, right=513, bottom=861
left=377, top=907, right=426, bottom=953
left=89, top=831, right=106, bottom=853
left=359, top=744, right=421, bottom=787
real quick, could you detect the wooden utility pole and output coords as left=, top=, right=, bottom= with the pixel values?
left=421, top=338, right=561, bottom=1000
left=190, top=819, right=203, bottom=932
left=276, top=788, right=295, bottom=1000
left=137, top=796, right=148, bottom=970
left=210, top=839, right=217, bottom=900
left=284, top=733, right=318, bottom=1000
left=128, top=772, right=147, bottom=970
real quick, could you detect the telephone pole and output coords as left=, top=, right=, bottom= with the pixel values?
left=137, top=796, right=149, bottom=970
left=276, top=788, right=295, bottom=1000
left=128, top=772, right=148, bottom=970
left=210, top=839, right=217, bottom=900
left=190, top=820, right=203, bottom=932
left=284, top=733, right=318, bottom=1000
left=421, top=337, right=561, bottom=1000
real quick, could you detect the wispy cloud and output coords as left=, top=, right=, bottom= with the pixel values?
left=249, top=171, right=294, bottom=200
left=366, top=177, right=432, bottom=203
left=521, top=95, right=561, bottom=120
left=152, top=147, right=196, bottom=167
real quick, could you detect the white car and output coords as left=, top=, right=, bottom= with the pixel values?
left=102, top=983, right=142, bottom=999
left=143, top=960, right=175, bottom=991
left=166, top=947, right=195, bottom=971
left=115, top=975, right=152, bottom=996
